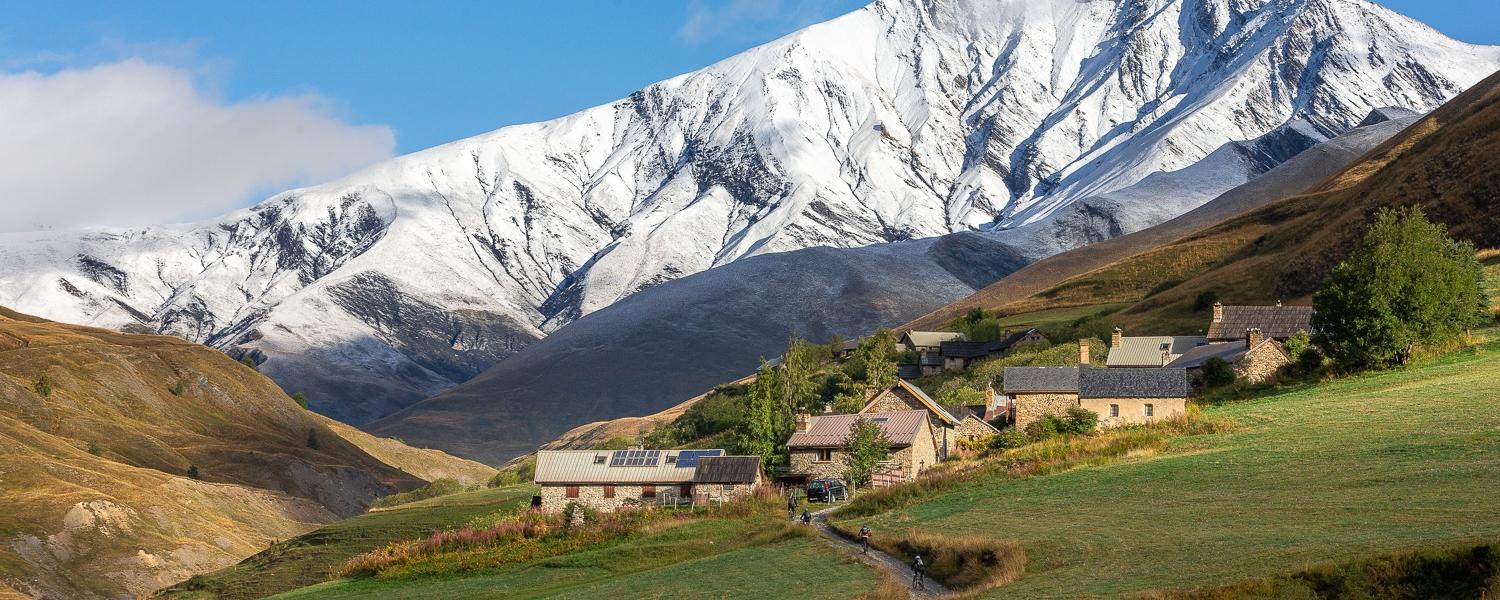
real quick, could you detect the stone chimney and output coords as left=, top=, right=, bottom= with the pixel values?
left=1078, top=339, right=1090, bottom=365
left=795, top=412, right=812, bottom=433
left=1212, top=301, right=1224, bottom=322
left=1161, top=348, right=1172, bottom=367
left=1276, top=299, right=1283, bottom=307
left=1246, top=328, right=1263, bottom=348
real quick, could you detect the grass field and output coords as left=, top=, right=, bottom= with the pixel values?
left=160, top=485, right=537, bottom=599
left=275, top=515, right=877, bottom=599
left=832, top=334, right=1500, bottom=597
left=992, top=303, right=1132, bottom=331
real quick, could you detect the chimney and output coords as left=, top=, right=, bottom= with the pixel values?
left=1161, top=348, right=1171, bottom=367
left=1246, top=328, right=1263, bottom=348
left=982, top=386, right=1000, bottom=421
left=1276, top=299, right=1283, bottom=307
left=1078, top=339, right=1090, bottom=365
left=795, top=412, right=812, bottom=433
left=1111, top=327, right=1123, bottom=348
left=1212, top=301, right=1224, bottom=323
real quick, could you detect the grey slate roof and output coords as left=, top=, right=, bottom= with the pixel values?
left=1002, top=366, right=1080, bottom=393
left=902, top=331, right=966, bottom=348
left=1078, top=367, right=1189, bottom=398
left=1208, top=305, right=1313, bottom=340
left=920, top=354, right=944, bottom=366
left=1106, top=336, right=1208, bottom=367
left=691, top=456, right=762, bottom=483
left=1165, top=342, right=1250, bottom=369
left=897, top=364, right=922, bottom=380
left=941, top=328, right=1042, bottom=359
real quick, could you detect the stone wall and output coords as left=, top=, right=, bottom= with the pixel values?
left=1079, top=397, right=1188, bottom=428
left=951, top=415, right=997, bottom=444
left=1013, top=392, right=1079, bottom=431
left=539, top=483, right=693, bottom=513
left=1235, top=341, right=1290, bottom=383
left=789, top=449, right=848, bottom=481
left=865, top=386, right=952, bottom=458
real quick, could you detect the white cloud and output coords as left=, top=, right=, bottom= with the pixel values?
left=0, top=59, right=395, bottom=232
left=678, top=0, right=849, bottom=45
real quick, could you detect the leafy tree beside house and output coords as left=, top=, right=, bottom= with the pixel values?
left=842, top=418, right=892, bottom=488
left=1201, top=357, right=1236, bottom=388
left=1313, top=207, right=1488, bottom=369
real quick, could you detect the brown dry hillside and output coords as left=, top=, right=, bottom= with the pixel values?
left=914, top=68, right=1500, bottom=333
left=0, top=307, right=489, bottom=598
left=317, top=416, right=495, bottom=486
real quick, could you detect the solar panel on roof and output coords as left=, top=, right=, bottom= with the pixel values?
left=672, top=449, right=724, bottom=469
left=609, top=449, right=661, bottom=467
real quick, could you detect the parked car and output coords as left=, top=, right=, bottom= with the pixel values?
left=806, top=478, right=848, bottom=502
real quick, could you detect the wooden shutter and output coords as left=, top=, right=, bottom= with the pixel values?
left=603, top=485, right=615, bottom=498
left=642, top=485, right=656, bottom=498
left=565, top=485, right=579, bottom=498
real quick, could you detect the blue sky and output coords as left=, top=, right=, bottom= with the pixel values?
left=0, top=0, right=1495, bottom=231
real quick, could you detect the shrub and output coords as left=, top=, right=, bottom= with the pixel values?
left=33, top=375, right=52, bottom=397
left=1193, top=290, right=1220, bottom=312
left=170, top=380, right=186, bottom=396
left=291, top=392, right=308, bottom=409
left=987, top=431, right=1028, bottom=452
left=488, top=459, right=535, bottom=487
left=1283, top=330, right=1311, bottom=359
left=186, top=465, right=200, bottom=480
left=1060, top=406, right=1098, bottom=434
left=1024, top=417, right=1059, bottom=441
left=1296, top=347, right=1324, bottom=375
left=1201, top=357, right=1236, bottom=388
left=240, top=357, right=258, bottom=370
left=842, top=418, right=893, bottom=487
left=306, top=428, right=319, bottom=450
left=87, top=442, right=102, bottom=456
left=371, top=478, right=468, bottom=509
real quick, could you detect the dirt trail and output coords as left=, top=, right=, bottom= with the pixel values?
left=807, top=507, right=951, bottom=599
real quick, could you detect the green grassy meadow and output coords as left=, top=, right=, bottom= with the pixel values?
left=832, top=335, right=1500, bottom=597
left=160, top=485, right=538, bottom=599
left=274, top=515, right=877, bottom=599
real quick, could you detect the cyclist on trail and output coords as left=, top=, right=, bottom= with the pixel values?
left=787, top=492, right=797, bottom=520
left=911, top=554, right=927, bottom=590
left=800, top=509, right=812, bottom=525
left=858, top=525, right=871, bottom=554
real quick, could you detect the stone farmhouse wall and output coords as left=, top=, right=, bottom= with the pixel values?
left=1235, top=342, right=1290, bottom=383
left=789, top=449, right=848, bottom=481
left=865, top=387, right=956, bottom=457
left=540, top=483, right=693, bottom=513
left=952, top=416, right=996, bottom=444
left=1013, top=392, right=1079, bottom=431
left=1078, top=397, right=1187, bottom=428
left=788, top=418, right=939, bottom=483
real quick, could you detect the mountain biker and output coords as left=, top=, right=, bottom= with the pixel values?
left=801, top=509, right=812, bottom=525
left=858, top=525, right=871, bottom=554
left=911, top=554, right=927, bottom=589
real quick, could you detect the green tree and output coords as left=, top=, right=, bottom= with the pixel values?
left=1283, top=330, right=1312, bottom=360
left=87, top=442, right=102, bottom=456
left=841, top=418, right=892, bottom=487
left=737, top=361, right=787, bottom=468
left=186, top=465, right=201, bottom=480
left=777, top=337, right=825, bottom=414
left=292, top=392, right=309, bottom=409
left=169, top=380, right=186, bottom=396
left=306, top=428, right=320, bottom=450
left=1201, top=357, right=1236, bottom=388
left=240, top=357, right=258, bottom=370
left=33, top=375, right=52, bottom=397
left=968, top=318, right=1003, bottom=342
left=1313, top=207, right=1488, bottom=369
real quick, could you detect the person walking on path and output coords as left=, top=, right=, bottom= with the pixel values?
left=858, top=525, right=872, bottom=554
left=787, top=492, right=798, bottom=520
left=911, top=554, right=927, bottom=590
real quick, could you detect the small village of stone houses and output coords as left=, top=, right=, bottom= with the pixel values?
left=533, top=301, right=1308, bottom=515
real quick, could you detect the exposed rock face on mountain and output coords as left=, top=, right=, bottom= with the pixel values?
left=0, top=0, right=1495, bottom=424
left=369, top=232, right=1030, bottom=463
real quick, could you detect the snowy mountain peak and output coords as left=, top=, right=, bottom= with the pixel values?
left=2, top=0, right=1496, bottom=423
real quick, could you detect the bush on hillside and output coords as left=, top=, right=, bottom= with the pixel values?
left=489, top=459, right=535, bottom=487
left=170, top=380, right=186, bottom=396
left=306, top=428, right=320, bottom=450
left=1193, top=290, right=1220, bottom=312
left=33, top=375, right=52, bottom=397
left=187, top=465, right=200, bottom=480
left=1283, top=331, right=1312, bottom=359
left=1295, top=347, right=1324, bottom=376
left=1313, top=206, right=1489, bottom=370
left=1059, top=406, right=1099, bottom=434
left=986, top=431, right=1028, bottom=452
left=1201, top=357, right=1236, bottom=388
left=1024, top=417, right=1059, bottom=441
left=371, top=478, right=467, bottom=509
left=292, top=392, right=308, bottom=409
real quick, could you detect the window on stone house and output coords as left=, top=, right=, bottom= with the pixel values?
left=565, top=485, right=579, bottom=498
left=816, top=449, right=833, bottom=462
left=1109, top=404, right=1119, bottom=417
left=603, top=485, right=615, bottom=498
left=723, top=484, right=735, bottom=492
left=642, top=485, right=656, bottom=498
left=1144, top=404, right=1154, bottom=417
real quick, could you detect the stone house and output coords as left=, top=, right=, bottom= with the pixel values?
left=1002, top=365, right=1190, bottom=430
left=1105, top=327, right=1209, bottom=367
left=900, top=330, right=966, bottom=354
left=860, top=380, right=998, bottom=458
left=1167, top=327, right=1291, bottom=384
left=533, top=449, right=760, bottom=513
left=939, top=328, right=1047, bottom=371
left=1207, top=302, right=1313, bottom=342
left=786, top=410, right=937, bottom=483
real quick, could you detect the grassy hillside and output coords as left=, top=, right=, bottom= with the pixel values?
left=316, top=417, right=496, bottom=486
left=829, top=333, right=1500, bottom=597
left=157, top=485, right=537, bottom=599
left=909, top=69, right=1500, bottom=335
left=0, top=307, right=489, bottom=598
left=274, top=510, right=876, bottom=600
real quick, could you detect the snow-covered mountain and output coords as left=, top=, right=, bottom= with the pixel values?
left=1, top=0, right=1496, bottom=424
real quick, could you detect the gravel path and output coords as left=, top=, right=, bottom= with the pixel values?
left=806, top=506, right=951, bottom=599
